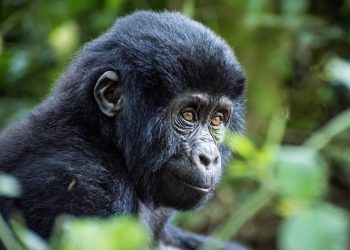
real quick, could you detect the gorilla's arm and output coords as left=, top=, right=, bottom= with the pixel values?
left=139, top=204, right=246, bottom=250
left=0, top=119, right=138, bottom=238
left=160, top=224, right=247, bottom=250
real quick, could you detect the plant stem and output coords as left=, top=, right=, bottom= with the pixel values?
left=304, top=108, right=350, bottom=151
left=203, top=186, right=275, bottom=250
left=215, top=185, right=274, bottom=240
left=0, top=215, right=23, bottom=250
left=265, top=111, right=287, bottom=147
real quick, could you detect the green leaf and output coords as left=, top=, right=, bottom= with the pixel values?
left=275, top=146, right=327, bottom=201
left=325, top=58, right=350, bottom=89
left=182, top=0, right=195, bottom=18
left=225, top=132, right=257, bottom=159
left=281, top=0, right=309, bottom=14
left=279, top=203, right=350, bottom=250
left=0, top=174, right=21, bottom=198
left=48, top=21, right=79, bottom=59
left=57, top=216, right=150, bottom=250
left=12, top=220, right=50, bottom=250
left=0, top=215, right=24, bottom=250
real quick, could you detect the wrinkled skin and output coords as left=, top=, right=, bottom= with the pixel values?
left=0, top=11, right=246, bottom=250
left=155, top=93, right=234, bottom=210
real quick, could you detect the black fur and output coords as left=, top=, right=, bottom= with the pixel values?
left=0, top=11, right=245, bottom=249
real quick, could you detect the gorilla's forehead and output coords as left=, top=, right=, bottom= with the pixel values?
left=109, top=11, right=245, bottom=99
left=166, top=92, right=234, bottom=119
left=168, top=92, right=233, bottom=110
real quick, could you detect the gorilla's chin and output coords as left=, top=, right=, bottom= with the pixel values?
left=154, top=167, right=214, bottom=210
left=171, top=172, right=212, bottom=193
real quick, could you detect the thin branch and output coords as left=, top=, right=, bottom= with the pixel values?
left=304, top=108, right=350, bottom=151
left=0, top=215, right=23, bottom=250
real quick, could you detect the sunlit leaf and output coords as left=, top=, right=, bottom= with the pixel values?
left=58, top=216, right=150, bottom=250
left=0, top=215, right=24, bottom=250
left=326, top=58, right=350, bottom=90
left=48, top=21, right=79, bottom=59
left=275, top=146, right=327, bottom=201
left=225, top=132, right=256, bottom=159
left=182, top=0, right=195, bottom=17
left=227, top=160, right=256, bottom=179
left=276, top=198, right=310, bottom=216
left=279, top=203, right=350, bottom=250
left=0, top=174, right=21, bottom=197
left=12, top=221, right=50, bottom=250
left=254, top=146, right=275, bottom=176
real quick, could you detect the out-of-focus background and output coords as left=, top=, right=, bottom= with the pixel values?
left=0, top=0, right=349, bottom=250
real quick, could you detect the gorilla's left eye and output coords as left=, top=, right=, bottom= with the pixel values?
left=211, top=113, right=224, bottom=126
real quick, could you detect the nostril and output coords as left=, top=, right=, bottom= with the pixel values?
left=214, top=156, right=219, bottom=164
left=199, top=154, right=211, bottom=167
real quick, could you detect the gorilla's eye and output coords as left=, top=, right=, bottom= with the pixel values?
left=211, top=113, right=224, bottom=126
left=181, top=110, right=196, bottom=122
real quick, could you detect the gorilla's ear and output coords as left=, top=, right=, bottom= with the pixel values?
left=94, top=71, right=123, bottom=117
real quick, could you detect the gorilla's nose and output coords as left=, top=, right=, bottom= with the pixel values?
left=193, top=143, right=221, bottom=170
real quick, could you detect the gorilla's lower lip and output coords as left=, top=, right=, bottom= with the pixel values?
left=171, top=173, right=211, bottom=193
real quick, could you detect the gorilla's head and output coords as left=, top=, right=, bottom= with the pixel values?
left=56, top=11, right=245, bottom=210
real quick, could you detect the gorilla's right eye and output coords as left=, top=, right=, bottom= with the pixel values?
left=181, top=110, right=196, bottom=123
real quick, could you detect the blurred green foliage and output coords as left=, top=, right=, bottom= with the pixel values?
left=0, top=214, right=150, bottom=250
left=280, top=203, right=348, bottom=250
left=1, top=0, right=350, bottom=249
left=55, top=217, right=149, bottom=250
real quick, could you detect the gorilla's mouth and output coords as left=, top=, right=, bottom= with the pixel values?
left=171, top=172, right=211, bottom=193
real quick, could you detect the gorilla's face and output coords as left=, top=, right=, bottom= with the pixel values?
left=93, top=70, right=242, bottom=211
left=94, top=71, right=236, bottom=210
left=156, top=93, right=233, bottom=210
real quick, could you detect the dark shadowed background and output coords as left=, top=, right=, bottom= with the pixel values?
left=1, top=0, right=349, bottom=249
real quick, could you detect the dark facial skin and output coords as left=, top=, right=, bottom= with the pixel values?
left=94, top=72, right=234, bottom=210
left=156, top=93, right=233, bottom=209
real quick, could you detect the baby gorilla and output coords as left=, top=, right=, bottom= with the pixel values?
left=0, top=11, right=246, bottom=249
